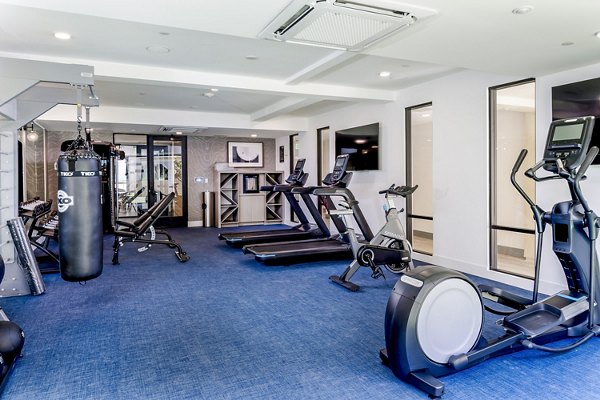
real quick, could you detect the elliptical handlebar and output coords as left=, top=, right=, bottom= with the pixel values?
left=576, top=146, right=599, bottom=182
left=573, top=146, right=599, bottom=215
left=511, top=150, right=537, bottom=210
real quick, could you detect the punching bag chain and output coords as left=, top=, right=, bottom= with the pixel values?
left=66, top=88, right=89, bottom=153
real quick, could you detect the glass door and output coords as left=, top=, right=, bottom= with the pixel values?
left=114, top=134, right=187, bottom=227
left=317, top=127, right=330, bottom=226
left=289, top=134, right=300, bottom=222
left=489, top=80, right=536, bottom=278
left=406, top=103, right=434, bottom=255
left=148, top=136, right=187, bottom=227
left=114, top=134, right=148, bottom=218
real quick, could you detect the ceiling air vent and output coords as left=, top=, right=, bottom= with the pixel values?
left=258, top=0, right=436, bottom=51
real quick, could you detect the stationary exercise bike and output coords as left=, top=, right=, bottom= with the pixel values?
left=329, top=184, right=417, bottom=292
left=380, top=116, right=600, bottom=398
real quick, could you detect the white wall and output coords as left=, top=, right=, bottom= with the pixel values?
left=304, top=69, right=590, bottom=293
left=301, top=63, right=600, bottom=294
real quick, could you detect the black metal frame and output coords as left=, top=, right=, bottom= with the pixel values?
left=488, top=78, right=536, bottom=278
left=405, top=102, right=433, bottom=256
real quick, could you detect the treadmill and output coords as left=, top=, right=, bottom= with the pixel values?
left=218, top=159, right=330, bottom=247
left=243, top=154, right=374, bottom=264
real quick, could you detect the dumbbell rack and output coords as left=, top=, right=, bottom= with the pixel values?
left=19, top=199, right=60, bottom=272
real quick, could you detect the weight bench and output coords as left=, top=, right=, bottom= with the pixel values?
left=112, top=192, right=190, bottom=264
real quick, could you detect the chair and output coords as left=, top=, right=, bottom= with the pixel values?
left=111, top=192, right=190, bottom=264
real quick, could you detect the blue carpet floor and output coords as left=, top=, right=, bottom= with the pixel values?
left=1, top=226, right=599, bottom=399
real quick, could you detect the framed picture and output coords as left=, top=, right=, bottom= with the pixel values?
left=243, top=174, right=260, bottom=193
left=228, top=142, right=263, bottom=168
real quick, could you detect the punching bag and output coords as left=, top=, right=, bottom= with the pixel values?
left=57, top=148, right=103, bottom=282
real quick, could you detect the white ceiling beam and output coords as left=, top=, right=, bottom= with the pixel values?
left=251, top=97, right=318, bottom=122
left=285, top=51, right=356, bottom=85
left=39, top=104, right=310, bottom=132
left=0, top=52, right=395, bottom=103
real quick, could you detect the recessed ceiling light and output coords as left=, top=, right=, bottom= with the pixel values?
left=512, top=6, right=534, bottom=14
left=379, top=71, right=391, bottom=78
left=175, top=131, right=183, bottom=135
left=54, top=32, right=71, bottom=40
left=203, top=92, right=215, bottom=98
left=561, top=41, right=575, bottom=46
left=250, top=134, right=258, bottom=138
left=146, top=45, right=170, bottom=53
left=355, top=139, right=367, bottom=144
left=245, top=55, right=258, bottom=60
left=210, top=88, right=219, bottom=92
left=594, top=31, right=600, bottom=38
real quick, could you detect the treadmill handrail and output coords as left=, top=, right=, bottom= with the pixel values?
left=312, top=187, right=357, bottom=200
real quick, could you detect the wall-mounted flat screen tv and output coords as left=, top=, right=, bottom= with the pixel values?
left=335, top=122, right=379, bottom=171
left=552, top=77, right=600, bottom=164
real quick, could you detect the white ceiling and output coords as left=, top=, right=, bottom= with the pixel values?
left=1, top=0, right=599, bottom=135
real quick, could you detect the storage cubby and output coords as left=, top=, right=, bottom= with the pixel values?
left=215, top=170, right=283, bottom=228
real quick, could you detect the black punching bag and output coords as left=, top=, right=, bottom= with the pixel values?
left=57, top=149, right=103, bottom=281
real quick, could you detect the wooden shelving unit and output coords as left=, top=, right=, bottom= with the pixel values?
left=215, top=170, right=283, bottom=228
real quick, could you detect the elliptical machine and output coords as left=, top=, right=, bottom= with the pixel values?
left=381, top=116, right=600, bottom=398
left=329, top=184, right=417, bottom=291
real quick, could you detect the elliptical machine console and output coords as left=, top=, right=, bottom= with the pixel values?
left=381, top=116, right=600, bottom=398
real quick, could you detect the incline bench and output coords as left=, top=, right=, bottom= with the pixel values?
left=112, top=192, right=190, bottom=264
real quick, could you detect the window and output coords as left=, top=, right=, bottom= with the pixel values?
left=489, top=80, right=536, bottom=278
left=406, top=103, right=433, bottom=255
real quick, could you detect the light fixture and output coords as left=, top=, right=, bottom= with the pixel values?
left=512, top=6, right=533, bottom=15
left=210, top=88, right=219, bottom=92
left=175, top=131, right=183, bottom=135
left=245, top=55, right=258, bottom=60
left=146, top=45, right=170, bottom=53
left=54, top=32, right=71, bottom=40
left=26, top=124, right=39, bottom=142
left=355, top=139, right=367, bottom=144
left=250, top=134, right=258, bottom=138
left=595, top=31, right=600, bottom=38
left=422, top=113, right=431, bottom=117
left=379, top=71, right=391, bottom=78
left=203, top=92, right=215, bottom=98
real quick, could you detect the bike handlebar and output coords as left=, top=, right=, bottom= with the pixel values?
left=379, top=184, right=418, bottom=197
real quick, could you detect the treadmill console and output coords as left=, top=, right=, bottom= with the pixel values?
left=543, top=116, right=595, bottom=172
left=286, top=158, right=306, bottom=184
left=330, top=154, right=349, bottom=182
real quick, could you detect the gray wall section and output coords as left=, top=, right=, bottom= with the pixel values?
left=186, top=136, right=276, bottom=222
left=43, top=132, right=276, bottom=224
